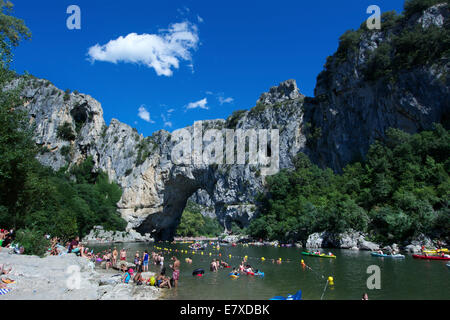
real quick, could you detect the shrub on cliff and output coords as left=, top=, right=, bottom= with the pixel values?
left=57, top=122, right=76, bottom=141
left=404, top=0, right=449, bottom=19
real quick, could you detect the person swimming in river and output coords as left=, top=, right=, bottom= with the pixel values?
left=220, top=260, right=229, bottom=268
left=185, top=257, right=192, bottom=264
left=244, top=265, right=254, bottom=273
left=210, top=259, right=218, bottom=272
left=231, top=268, right=239, bottom=276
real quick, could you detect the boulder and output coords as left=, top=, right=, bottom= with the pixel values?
left=359, top=240, right=380, bottom=251
left=404, top=244, right=422, bottom=253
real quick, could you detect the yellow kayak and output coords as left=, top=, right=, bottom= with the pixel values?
left=423, top=248, right=449, bottom=254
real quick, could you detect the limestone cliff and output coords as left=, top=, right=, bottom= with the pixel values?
left=15, top=3, right=449, bottom=240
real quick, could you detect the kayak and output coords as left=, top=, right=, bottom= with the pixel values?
left=255, top=271, right=265, bottom=277
left=271, top=290, right=302, bottom=301
left=371, top=252, right=405, bottom=259
left=423, top=248, right=449, bottom=254
left=412, top=255, right=450, bottom=261
left=302, top=252, right=336, bottom=259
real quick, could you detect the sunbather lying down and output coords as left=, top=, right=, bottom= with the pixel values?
left=0, top=264, right=12, bottom=275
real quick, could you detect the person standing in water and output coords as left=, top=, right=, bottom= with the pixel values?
left=120, top=248, right=127, bottom=261
left=170, top=256, right=180, bottom=288
left=143, top=250, right=149, bottom=272
left=159, top=252, right=165, bottom=271
left=112, top=247, right=118, bottom=266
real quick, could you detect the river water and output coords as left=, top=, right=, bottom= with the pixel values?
left=91, top=242, right=450, bottom=300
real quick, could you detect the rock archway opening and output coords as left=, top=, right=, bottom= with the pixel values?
left=136, top=167, right=217, bottom=241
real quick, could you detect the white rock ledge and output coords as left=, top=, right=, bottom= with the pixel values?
left=0, top=250, right=162, bottom=300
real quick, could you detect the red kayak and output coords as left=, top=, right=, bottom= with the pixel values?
left=412, top=254, right=450, bottom=261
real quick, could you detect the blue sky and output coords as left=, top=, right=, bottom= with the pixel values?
left=12, top=0, right=405, bottom=137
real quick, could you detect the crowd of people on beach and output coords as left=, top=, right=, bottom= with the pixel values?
left=2, top=230, right=184, bottom=292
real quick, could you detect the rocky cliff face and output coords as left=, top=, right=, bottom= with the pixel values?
left=304, top=3, right=449, bottom=171
left=16, top=4, right=449, bottom=240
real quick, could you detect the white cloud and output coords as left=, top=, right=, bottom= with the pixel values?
left=167, top=108, right=175, bottom=113
left=197, top=15, right=204, bottom=23
left=138, top=105, right=155, bottom=123
left=186, top=98, right=208, bottom=110
left=219, top=96, right=234, bottom=105
left=161, top=113, right=173, bottom=128
left=87, top=22, right=199, bottom=77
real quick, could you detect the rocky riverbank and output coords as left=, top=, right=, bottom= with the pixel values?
left=303, top=230, right=446, bottom=253
left=82, top=226, right=154, bottom=244
left=0, top=250, right=162, bottom=300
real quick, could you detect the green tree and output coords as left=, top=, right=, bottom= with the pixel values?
left=0, top=0, right=31, bottom=66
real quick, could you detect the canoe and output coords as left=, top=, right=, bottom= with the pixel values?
left=371, top=252, right=405, bottom=259
left=301, top=252, right=336, bottom=259
left=423, top=248, right=449, bottom=254
left=412, top=255, right=450, bottom=261
left=270, top=290, right=302, bottom=301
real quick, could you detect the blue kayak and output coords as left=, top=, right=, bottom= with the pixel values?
left=371, top=252, right=405, bottom=259
left=270, top=290, right=302, bottom=300
left=255, top=272, right=264, bottom=277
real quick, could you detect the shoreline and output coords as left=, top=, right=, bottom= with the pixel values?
left=0, top=249, right=163, bottom=300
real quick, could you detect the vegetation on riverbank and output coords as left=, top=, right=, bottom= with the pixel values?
left=0, top=2, right=127, bottom=255
left=249, top=125, right=449, bottom=245
left=176, top=201, right=223, bottom=238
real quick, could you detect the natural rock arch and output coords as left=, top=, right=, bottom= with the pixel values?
left=136, top=166, right=217, bottom=241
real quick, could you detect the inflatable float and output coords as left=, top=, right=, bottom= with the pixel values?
left=229, top=272, right=240, bottom=279
left=192, top=268, right=205, bottom=277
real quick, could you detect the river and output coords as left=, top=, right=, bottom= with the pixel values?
left=90, top=242, right=450, bottom=300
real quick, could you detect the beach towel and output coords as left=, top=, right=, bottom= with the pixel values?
left=1, top=279, right=15, bottom=284
left=0, top=288, right=11, bottom=295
